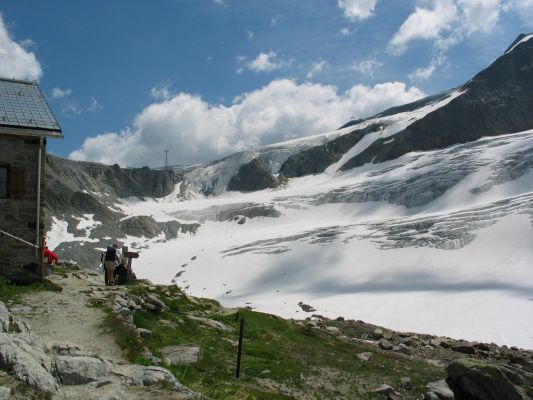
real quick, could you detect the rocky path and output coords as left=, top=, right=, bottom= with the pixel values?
left=13, top=272, right=124, bottom=361
left=0, top=270, right=198, bottom=400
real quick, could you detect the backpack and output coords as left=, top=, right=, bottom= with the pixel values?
left=104, top=245, right=117, bottom=262
left=114, top=264, right=128, bottom=285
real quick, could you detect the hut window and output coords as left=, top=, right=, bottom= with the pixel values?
left=0, top=167, right=7, bottom=198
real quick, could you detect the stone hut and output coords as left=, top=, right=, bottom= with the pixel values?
left=0, top=78, right=63, bottom=281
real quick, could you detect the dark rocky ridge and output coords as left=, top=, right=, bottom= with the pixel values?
left=43, top=155, right=185, bottom=269
left=341, top=34, right=533, bottom=170
left=227, top=157, right=280, bottom=192
left=279, top=123, right=384, bottom=178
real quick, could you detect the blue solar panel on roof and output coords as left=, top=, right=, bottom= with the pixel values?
left=0, top=78, right=61, bottom=132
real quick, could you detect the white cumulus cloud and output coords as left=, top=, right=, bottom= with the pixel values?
left=390, top=0, right=458, bottom=53
left=338, top=0, right=378, bottom=21
left=70, top=79, right=425, bottom=167
left=247, top=51, right=285, bottom=73
left=51, top=87, right=72, bottom=99
left=0, top=15, right=42, bottom=81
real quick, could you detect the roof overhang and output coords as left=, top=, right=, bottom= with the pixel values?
left=0, top=125, right=63, bottom=139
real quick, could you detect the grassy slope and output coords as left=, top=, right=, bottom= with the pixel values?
left=106, top=284, right=445, bottom=400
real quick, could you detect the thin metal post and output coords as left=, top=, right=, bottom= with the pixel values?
left=236, top=318, right=244, bottom=379
left=39, top=237, right=45, bottom=283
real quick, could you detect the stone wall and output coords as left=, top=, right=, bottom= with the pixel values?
left=0, top=134, right=46, bottom=271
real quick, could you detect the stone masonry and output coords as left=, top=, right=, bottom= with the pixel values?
left=0, top=134, right=46, bottom=271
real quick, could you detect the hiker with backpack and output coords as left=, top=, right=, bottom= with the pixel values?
left=103, top=244, right=120, bottom=286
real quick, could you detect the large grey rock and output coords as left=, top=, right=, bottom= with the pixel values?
left=426, top=379, right=454, bottom=400
left=0, top=387, right=10, bottom=400
left=54, top=355, right=109, bottom=385
left=113, top=364, right=196, bottom=397
left=447, top=359, right=530, bottom=400
left=160, top=345, right=201, bottom=366
left=0, top=301, right=30, bottom=335
left=0, top=333, right=58, bottom=393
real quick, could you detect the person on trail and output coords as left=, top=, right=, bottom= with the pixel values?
left=104, top=244, right=119, bottom=286
left=44, top=247, right=59, bottom=265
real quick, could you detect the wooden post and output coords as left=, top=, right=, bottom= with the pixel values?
left=39, top=238, right=45, bottom=283
left=236, top=317, right=244, bottom=379
left=124, top=251, right=139, bottom=282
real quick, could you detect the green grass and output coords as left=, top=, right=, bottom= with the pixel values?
left=0, top=276, right=62, bottom=302
left=99, top=284, right=446, bottom=399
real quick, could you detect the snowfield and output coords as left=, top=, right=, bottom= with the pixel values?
left=105, top=128, right=533, bottom=349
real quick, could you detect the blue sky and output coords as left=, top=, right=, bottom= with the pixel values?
left=1, top=0, right=532, bottom=167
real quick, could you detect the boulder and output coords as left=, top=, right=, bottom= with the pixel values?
left=446, top=359, right=530, bottom=400
left=160, top=345, right=202, bottom=366
left=379, top=339, right=394, bottom=350
left=325, top=326, right=340, bottom=336
left=54, top=355, right=109, bottom=385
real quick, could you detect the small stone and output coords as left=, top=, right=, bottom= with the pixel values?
left=357, top=352, right=373, bottom=361
left=400, top=377, right=412, bottom=390
left=379, top=339, right=394, bottom=350
left=325, top=326, right=340, bottom=335
left=160, top=345, right=201, bottom=366
left=374, top=328, right=384, bottom=339
left=393, top=344, right=411, bottom=354
left=136, top=328, right=152, bottom=338
left=426, top=379, right=454, bottom=400
left=451, top=343, right=475, bottom=355
left=370, top=384, right=398, bottom=396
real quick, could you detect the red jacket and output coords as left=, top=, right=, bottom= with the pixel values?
left=44, top=248, right=59, bottom=265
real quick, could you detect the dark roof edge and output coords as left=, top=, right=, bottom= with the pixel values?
left=0, top=126, right=63, bottom=138
left=0, top=77, right=38, bottom=85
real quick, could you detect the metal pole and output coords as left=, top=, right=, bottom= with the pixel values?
left=236, top=318, right=244, bottom=379
left=164, top=149, right=169, bottom=169
left=0, top=229, right=39, bottom=248
left=39, top=237, right=45, bottom=283
left=35, top=137, right=43, bottom=256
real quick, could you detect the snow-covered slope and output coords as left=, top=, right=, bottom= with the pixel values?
left=107, top=128, right=533, bottom=349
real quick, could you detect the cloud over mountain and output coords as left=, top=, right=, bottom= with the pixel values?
left=70, top=79, right=424, bottom=167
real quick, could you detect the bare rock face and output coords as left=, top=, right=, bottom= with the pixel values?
left=446, top=359, right=532, bottom=400
left=227, top=158, right=280, bottom=192
left=342, top=34, right=533, bottom=170
left=0, top=333, right=58, bottom=394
